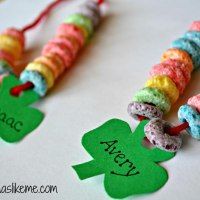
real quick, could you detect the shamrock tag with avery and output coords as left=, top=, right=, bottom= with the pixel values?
left=73, top=119, right=175, bottom=199
left=0, top=75, right=44, bottom=143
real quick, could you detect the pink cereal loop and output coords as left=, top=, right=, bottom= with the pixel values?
left=42, top=42, right=73, bottom=68
left=47, top=40, right=74, bottom=66
left=165, top=59, right=191, bottom=87
left=187, top=94, right=200, bottom=113
left=150, top=59, right=190, bottom=94
left=56, top=23, right=85, bottom=48
left=0, top=50, right=15, bottom=66
left=189, top=21, right=200, bottom=31
left=50, top=37, right=77, bottom=58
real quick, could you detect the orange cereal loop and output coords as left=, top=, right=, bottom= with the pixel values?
left=34, top=55, right=64, bottom=79
left=161, top=48, right=193, bottom=72
left=46, top=53, right=65, bottom=75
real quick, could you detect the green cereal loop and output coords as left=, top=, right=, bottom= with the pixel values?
left=133, top=87, right=171, bottom=113
left=0, top=60, right=13, bottom=75
left=65, top=14, right=93, bottom=40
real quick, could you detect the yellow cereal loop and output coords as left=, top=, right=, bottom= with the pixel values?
left=26, top=62, right=55, bottom=89
left=161, top=48, right=193, bottom=72
left=0, top=34, right=22, bottom=59
left=145, top=75, right=179, bottom=104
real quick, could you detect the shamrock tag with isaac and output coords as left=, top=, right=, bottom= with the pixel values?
left=0, top=75, right=44, bottom=143
left=73, top=119, right=175, bottom=199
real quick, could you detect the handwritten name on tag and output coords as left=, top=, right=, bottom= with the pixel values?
left=73, top=119, right=175, bottom=199
left=100, top=140, right=140, bottom=177
left=0, top=75, right=44, bottom=143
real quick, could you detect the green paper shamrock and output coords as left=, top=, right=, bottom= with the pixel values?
left=73, top=119, right=175, bottom=199
left=0, top=75, right=44, bottom=143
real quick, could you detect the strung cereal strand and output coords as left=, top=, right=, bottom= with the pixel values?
left=0, top=0, right=63, bottom=80
left=128, top=21, right=200, bottom=152
left=19, top=0, right=107, bottom=97
left=131, top=21, right=200, bottom=115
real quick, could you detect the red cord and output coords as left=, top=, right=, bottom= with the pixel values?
left=97, top=0, right=104, bottom=5
left=138, top=115, right=147, bottom=121
left=166, top=121, right=189, bottom=136
left=21, top=0, right=64, bottom=33
left=11, top=82, right=34, bottom=96
left=137, top=114, right=189, bottom=136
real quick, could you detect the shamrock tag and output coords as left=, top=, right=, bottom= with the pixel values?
left=0, top=75, right=44, bottom=143
left=73, top=119, right=175, bottom=199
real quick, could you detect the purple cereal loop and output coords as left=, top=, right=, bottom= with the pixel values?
left=78, top=0, right=101, bottom=28
left=144, top=118, right=182, bottom=152
left=127, top=101, right=163, bottom=120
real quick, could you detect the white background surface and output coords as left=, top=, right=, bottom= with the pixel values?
left=0, top=0, right=200, bottom=200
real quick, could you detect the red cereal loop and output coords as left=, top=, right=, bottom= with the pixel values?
left=150, top=59, right=191, bottom=94
left=187, top=94, right=200, bottom=113
left=189, top=21, right=200, bottom=31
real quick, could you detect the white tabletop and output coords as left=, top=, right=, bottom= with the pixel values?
left=0, top=0, right=200, bottom=200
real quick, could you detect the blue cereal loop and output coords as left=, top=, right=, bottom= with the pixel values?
left=178, top=104, right=200, bottom=139
left=183, top=31, right=200, bottom=47
left=20, top=70, right=47, bottom=97
left=171, top=38, right=200, bottom=69
left=0, top=60, right=13, bottom=75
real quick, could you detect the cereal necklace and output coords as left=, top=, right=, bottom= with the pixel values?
left=17, top=0, right=106, bottom=97
left=73, top=21, right=200, bottom=199
left=0, top=0, right=63, bottom=80
left=0, top=0, right=107, bottom=143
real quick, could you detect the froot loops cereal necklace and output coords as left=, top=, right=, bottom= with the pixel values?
left=0, top=0, right=107, bottom=142
left=0, top=0, right=63, bottom=81
left=18, top=0, right=107, bottom=97
left=72, top=21, right=200, bottom=199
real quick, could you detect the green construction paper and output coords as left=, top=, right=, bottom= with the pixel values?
left=73, top=119, right=175, bottom=199
left=0, top=75, right=44, bottom=143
